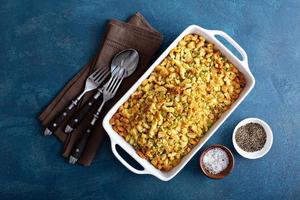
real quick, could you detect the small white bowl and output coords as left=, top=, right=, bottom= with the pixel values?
left=232, top=118, right=273, bottom=159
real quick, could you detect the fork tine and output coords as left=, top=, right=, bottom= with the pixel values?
left=94, top=68, right=109, bottom=80
left=90, top=68, right=102, bottom=78
left=93, top=67, right=108, bottom=80
left=91, top=67, right=106, bottom=78
left=108, top=69, right=125, bottom=92
left=110, top=77, right=123, bottom=95
left=104, top=73, right=116, bottom=92
left=94, top=67, right=109, bottom=84
left=107, top=73, right=119, bottom=91
left=107, top=77, right=119, bottom=93
left=109, top=72, right=123, bottom=92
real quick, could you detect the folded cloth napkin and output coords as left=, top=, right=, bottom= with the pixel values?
left=39, top=12, right=163, bottom=166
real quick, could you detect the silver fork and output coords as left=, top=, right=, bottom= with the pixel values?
left=44, top=67, right=110, bottom=136
left=69, top=68, right=126, bottom=164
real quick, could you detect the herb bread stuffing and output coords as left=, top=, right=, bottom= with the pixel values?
left=110, top=34, right=246, bottom=171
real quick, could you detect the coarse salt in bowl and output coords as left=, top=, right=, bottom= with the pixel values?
left=199, top=144, right=234, bottom=179
left=203, top=148, right=229, bottom=174
left=232, top=118, right=273, bottom=159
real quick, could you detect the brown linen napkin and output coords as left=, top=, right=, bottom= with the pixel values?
left=39, top=12, right=163, bottom=166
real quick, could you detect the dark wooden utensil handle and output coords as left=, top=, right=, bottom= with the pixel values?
left=47, top=100, right=78, bottom=133
left=65, top=91, right=101, bottom=134
left=70, top=124, right=94, bottom=161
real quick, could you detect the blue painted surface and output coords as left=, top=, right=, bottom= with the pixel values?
left=0, top=0, right=299, bottom=199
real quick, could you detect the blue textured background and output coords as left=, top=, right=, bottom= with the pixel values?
left=1, top=0, right=299, bottom=199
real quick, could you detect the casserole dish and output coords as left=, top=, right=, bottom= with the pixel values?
left=103, top=25, right=255, bottom=181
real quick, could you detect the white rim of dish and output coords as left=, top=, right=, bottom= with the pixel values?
left=232, top=118, right=273, bottom=159
left=103, top=25, right=255, bottom=181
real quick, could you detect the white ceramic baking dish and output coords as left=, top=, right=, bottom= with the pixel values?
left=103, top=25, right=255, bottom=181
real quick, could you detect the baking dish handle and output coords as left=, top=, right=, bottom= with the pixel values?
left=209, top=30, right=249, bottom=69
left=111, top=140, right=149, bottom=175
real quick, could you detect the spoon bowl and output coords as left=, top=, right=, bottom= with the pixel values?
left=111, top=49, right=139, bottom=78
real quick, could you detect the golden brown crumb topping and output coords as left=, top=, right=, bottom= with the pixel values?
left=110, top=34, right=245, bottom=171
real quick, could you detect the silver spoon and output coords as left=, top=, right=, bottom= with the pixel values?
left=64, top=49, right=139, bottom=134
left=69, top=49, right=139, bottom=164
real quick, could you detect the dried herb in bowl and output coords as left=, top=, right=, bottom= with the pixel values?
left=235, top=123, right=267, bottom=152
